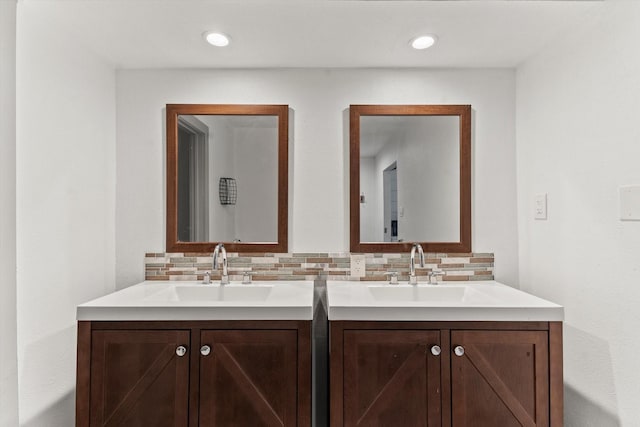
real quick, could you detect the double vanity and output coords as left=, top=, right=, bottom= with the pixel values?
left=75, top=102, right=561, bottom=425
left=76, top=279, right=563, bottom=426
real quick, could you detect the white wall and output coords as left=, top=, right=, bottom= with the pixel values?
left=116, top=68, right=518, bottom=287
left=0, top=1, right=19, bottom=426
left=400, top=117, right=459, bottom=242
left=16, top=3, right=116, bottom=426
left=234, top=126, right=278, bottom=242
left=204, top=116, right=236, bottom=241
left=516, top=2, right=640, bottom=425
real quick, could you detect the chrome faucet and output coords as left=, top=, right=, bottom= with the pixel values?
left=409, top=243, right=425, bottom=285
left=212, top=243, right=229, bottom=285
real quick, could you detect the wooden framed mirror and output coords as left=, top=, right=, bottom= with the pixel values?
left=166, top=104, right=288, bottom=253
left=350, top=104, right=471, bottom=253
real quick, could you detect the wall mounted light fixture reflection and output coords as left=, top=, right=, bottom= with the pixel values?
left=219, top=178, right=237, bottom=205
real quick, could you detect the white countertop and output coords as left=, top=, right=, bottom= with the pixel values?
left=77, top=281, right=314, bottom=321
left=327, top=280, right=564, bottom=322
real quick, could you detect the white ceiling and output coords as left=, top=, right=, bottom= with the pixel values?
left=21, top=0, right=604, bottom=69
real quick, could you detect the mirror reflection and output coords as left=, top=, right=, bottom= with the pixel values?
left=166, top=104, right=288, bottom=253
left=177, top=115, right=278, bottom=243
left=350, top=104, right=471, bottom=253
left=359, top=115, right=460, bottom=243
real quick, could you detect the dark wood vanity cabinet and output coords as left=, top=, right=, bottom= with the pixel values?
left=342, top=330, right=443, bottom=426
left=198, top=330, right=299, bottom=426
left=330, top=321, right=563, bottom=427
left=85, top=329, right=191, bottom=426
left=77, top=321, right=311, bottom=427
left=450, top=329, right=551, bottom=426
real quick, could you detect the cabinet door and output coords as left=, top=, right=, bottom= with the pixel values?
left=199, top=330, right=298, bottom=426
left=89, top=329, right=190, bottom=427
left=343, top=330, right=442, bottom=427
left=451, top=330, right=549, bottom=427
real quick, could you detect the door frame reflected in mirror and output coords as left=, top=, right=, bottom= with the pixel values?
left=166, top=104, right=288, bottom=253
left=350, top=104, right=471, bottom=253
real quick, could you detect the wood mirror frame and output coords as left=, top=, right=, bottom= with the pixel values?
left=350, top=104, right=471, bottom=253
left=166, top=104, right=288, bottom=253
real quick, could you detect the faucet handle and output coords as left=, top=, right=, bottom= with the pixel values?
left=428, top=269, right=445, bottom=284
left=242, top=271, right=253, bottom=284
left=385, top=271, right=399, bottom=285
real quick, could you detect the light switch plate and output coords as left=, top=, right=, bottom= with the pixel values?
left=350, top=254, right=366, bottom=278
left=534, top=193, right=547, bottom=220
left=620, top=185, right=640, bottom=221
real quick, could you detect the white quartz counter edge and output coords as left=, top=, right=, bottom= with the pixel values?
left=77, top=281, right=314, bottom=321
left=327, top=280, right=564, bottom=322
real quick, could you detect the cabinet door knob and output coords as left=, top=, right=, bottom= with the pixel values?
left=175, top=346, right=187, bottom=357
left=454, top=345, right=465, bottom=357
left=430, top=345, right=442, bottom=356
left=200, top=345, right=211, bottom=356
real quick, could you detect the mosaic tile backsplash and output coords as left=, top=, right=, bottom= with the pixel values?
left=145, top=252, right=494, bottom=283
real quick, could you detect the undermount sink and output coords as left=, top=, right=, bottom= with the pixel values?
left=146, top=284, right=273, bottom=302
left=76, top=280, right=313, bottom=321
left=327, top=280, right=564, bottom=322
left=368, top=285, right=467, bottom=302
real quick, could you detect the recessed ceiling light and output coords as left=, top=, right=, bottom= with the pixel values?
left=204, top=32, right=230, bottom=47
left=411, top=35, right=437, bottom=50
